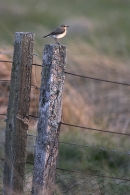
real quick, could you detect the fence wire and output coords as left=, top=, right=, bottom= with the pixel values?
left=0, top=56, right=130, bottom=195
left=25, top=163, right=33, bottom=195
left=0, top=157, right=129, bottom=195
left=56, top=167, right=130, bottom=195
left=23, top=164, right=130, bottom=195
left=1, top=60, right=130, bottom=87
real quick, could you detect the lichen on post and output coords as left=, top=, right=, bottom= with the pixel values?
left=3, top=32, right=34, bottom=195
left=32, top=44, right=66, bottom=195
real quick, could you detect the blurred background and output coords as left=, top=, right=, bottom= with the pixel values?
left=0, top=0, right=130, bottom=193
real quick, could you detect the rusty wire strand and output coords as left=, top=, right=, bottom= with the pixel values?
left=0, top=60, right=130, bottom=86
left=61, top=122, right=130, bottom=136
left=29, top=117, right=130, bottom=137
left=0, top=57, right=130, bottom=194
left=1, top=113, right=130, bottom=137
left=0, top=79, right=40, bottom=90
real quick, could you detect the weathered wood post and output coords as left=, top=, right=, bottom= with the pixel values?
left=3, top=32, right=35, bottom=195
left=32, top=44, right=66, bottom=195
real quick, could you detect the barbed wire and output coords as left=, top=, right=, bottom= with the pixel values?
left=64, top=71, right=130, bottom=86
left=0, top=159, right=129, bottom=182
left=0, top=113, right=130, bottom=138
left=0, top=138, right=128, bottom=158
left=0, top=52, right=13, bottom=54
left=59, top=141, right=130, bottom=156
left=31, top=84, right=40, bottom=91
left=0, top=60, right=42, bottom=67
left=0, top=80, right=10, bottom=82
left=0, top=113, right=38, bottom=118
left=27, top=134, right=36, bottom=137
left=0, top=51, right=130, bottom=194
left=0, top=79, right=40, bottom=91
left=0, top=80, right=10, bottom=85
left=57, top=167, right=130, bottom=182
left=23, top=139, right=130, bottom=157
left=28, top=117, right=130, bottom=137
left=61, top=122, right=130, bottom=136
left=0, top=60, right=12, bottom=63
left=29, top=114, right=38, bottom=119
left=56, top=169, right=130, bottom=195
left=32, top=63, right=42, bottom=67
left=1, top=60, right=130, bottom=86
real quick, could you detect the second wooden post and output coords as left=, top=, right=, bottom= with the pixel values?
left=32, top=44, right=66, bottom=195
left=3, top=32, right=34, bottom=195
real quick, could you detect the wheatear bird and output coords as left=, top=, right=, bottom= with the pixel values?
left=43, top=25, right=69, bottom=44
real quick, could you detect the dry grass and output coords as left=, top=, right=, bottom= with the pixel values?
left=62, top=43, right=130, bottom=134
left=0, top=43, right=130, bottom=133
left=0, top=1, right=130, bottom=193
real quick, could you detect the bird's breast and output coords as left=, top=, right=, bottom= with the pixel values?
left=52, top=29, right=67, bottom=39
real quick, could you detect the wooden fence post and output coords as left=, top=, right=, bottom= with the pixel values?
left=3, top=32, right=35, bottom=195
left=32, top=44, right=66, bottom=195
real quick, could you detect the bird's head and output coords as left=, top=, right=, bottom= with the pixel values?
left=60, top=25, right=69, bottom=29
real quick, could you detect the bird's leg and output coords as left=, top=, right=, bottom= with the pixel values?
left=54, top=38, right=56, bottom=43
left=54, top=38, right=60, bottom=45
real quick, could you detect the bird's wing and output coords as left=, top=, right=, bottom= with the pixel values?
left=51, top=28, right=65, bottom=35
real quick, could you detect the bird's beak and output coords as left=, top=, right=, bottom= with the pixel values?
left=66, top=25, right=69, bottom=27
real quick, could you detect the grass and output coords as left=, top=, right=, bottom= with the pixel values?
left=1, top=0, right=130, bottom=56
left=59, top=129, right=130, bottom=173
left=0, top=0, right=130, bottom=194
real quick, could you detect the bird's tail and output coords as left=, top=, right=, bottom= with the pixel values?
left=43, top=34, right=50, bottom=38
